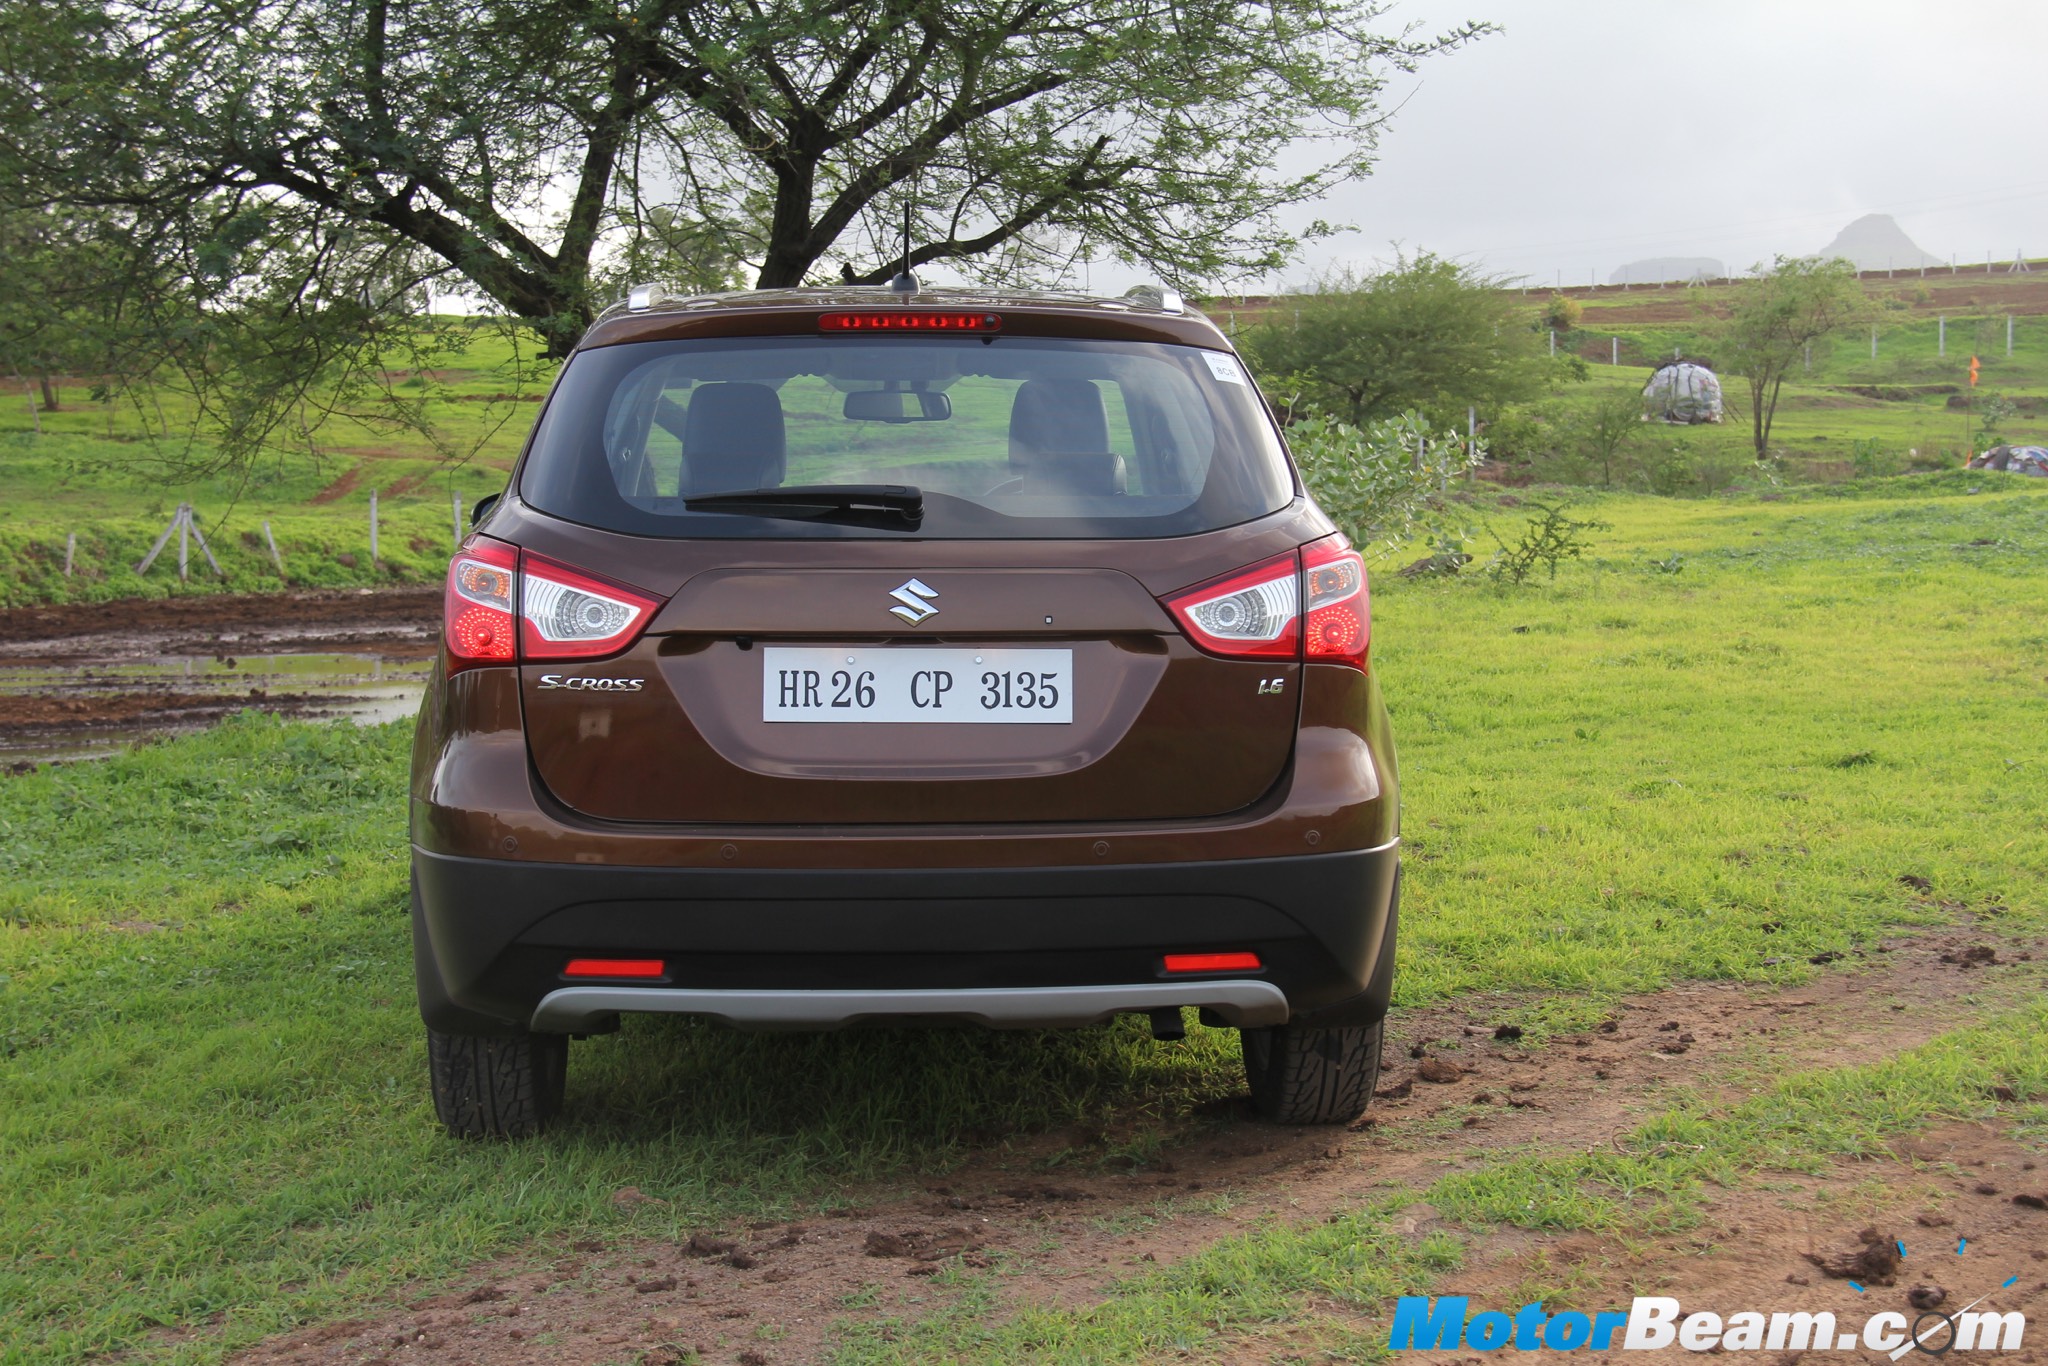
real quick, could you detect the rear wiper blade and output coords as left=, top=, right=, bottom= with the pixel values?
left=682, top=484, right=922, bottom=526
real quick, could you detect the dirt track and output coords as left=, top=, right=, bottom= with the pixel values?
left=0, top=587, right=440, bottom=651
left=225, top=929, right=2048, bottom=1366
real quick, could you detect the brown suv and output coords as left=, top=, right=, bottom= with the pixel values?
left=410, top=284, right=1400, bottom=1138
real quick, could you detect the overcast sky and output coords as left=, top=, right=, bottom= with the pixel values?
left=1133, top=0, right=2048, bottom=293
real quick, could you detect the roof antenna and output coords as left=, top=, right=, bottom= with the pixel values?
left=889, top=201, right=918, bottom=296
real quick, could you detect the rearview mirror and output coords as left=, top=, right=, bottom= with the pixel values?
left=843, top=389, right=951, bottom=423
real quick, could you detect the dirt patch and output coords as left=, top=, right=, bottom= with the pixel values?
left=222, top=928, right=2045, bottom=1366
left=0, top=689, right=333, bottom=730
left=1831, top=383, right=1962, bottom=401
left=309, top=467, right=365, bottom=506
left=0, top=588, right=440, bottom=652
left=1422, top=1123, right=2048, bottom=1363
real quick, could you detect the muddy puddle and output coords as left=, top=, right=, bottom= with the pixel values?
left=0, top=588, right=441, bottom=765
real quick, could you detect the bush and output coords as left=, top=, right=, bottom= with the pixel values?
left=1541, top=294, right=1582, bottom=331
left=1481, top=502, right=1608, bottom=585
left=1289, top=410, right=1482, bottom=556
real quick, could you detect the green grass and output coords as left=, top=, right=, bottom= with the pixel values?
left=2, top=481, right=2046, bottom=1361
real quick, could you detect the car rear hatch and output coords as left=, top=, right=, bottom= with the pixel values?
left=490, top=306, right=1323, bottom=826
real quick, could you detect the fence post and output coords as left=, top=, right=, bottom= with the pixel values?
left=184, top=507, right=223, bottom=578
left=451, top=489, right=463, bottom=545
left=136, top=506, right=183, bottom=575
left=1467, top=405, right=1478, bottom=483
left=1871, top=328, right=1878, bottom=360
left=368, top=489, right=379, bottom=566
left=177, top=504, right=189, bottom=581
left=2008, top=314, right=2015, bottom=356
left=1938, top=315, right=1945, bottom=357
left=1548, top=329, right=1556, bottom=357
left=64, top=532, right=75, bottom=577
left=1611, top=336, right=1618, bottom=365
left=262, top=519, right=285, bottom=578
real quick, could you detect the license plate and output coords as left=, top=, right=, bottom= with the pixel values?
left=763, top=647, right=1073, bottom=723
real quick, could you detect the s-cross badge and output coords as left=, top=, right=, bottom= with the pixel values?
left=888, top=578, right=939, bottom=625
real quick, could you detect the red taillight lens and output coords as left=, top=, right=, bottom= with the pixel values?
left=444, top=538, right=518, bottom=675
left=1162, top=550, right=1300, bottom=660
left=1302, top=536, right=1369, bottom=670
left=818, top=311, right=1001, bottom=332
left=443, top=541, right=663, bottom=674
left=1163, top=951, right=1263, bottom=974
left=518, top=553, right=662, bottom=661
left=563, top=958, right=666, bottom=979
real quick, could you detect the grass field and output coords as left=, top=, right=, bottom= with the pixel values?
left=2, top=476, right=2043, bottom=1362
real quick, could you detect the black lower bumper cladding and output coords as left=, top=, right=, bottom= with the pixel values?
left=412, top=841, right=1400, bottom=1036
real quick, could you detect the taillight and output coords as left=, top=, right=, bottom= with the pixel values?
left=1162, top=550, right=1300, bottom=659
left=444, top=539, right=517, bottom=675
left=442, top=539, right=662, bottom=674
left=518, top=553, right=661, bottom=660
left=1302, top=536, right=1369, bottom=670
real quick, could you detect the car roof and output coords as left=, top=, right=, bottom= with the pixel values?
left=579, top=284, right=1231, bottom=352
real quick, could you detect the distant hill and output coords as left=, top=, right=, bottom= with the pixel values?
left=1814, top=214, right=1941, bottom=270
left=1611, top=257, right=1724, bottom=285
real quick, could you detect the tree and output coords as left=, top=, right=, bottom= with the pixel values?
left=1717, top=256, right=1871, bottom=458
left=1242, top=253, right=1556, bottom=429
left=7, top=0, right=1487, bottom=357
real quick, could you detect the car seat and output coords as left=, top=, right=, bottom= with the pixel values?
left=1007, top=379, right=1126, bottom=495
left=682, top=382, right=786, bottom=495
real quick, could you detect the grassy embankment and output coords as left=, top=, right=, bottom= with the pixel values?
left=2, top=477, right=2043, bottom=1362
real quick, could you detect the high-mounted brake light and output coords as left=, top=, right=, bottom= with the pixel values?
left=1163, top=951, right=1263, bottom=974
left=563, top=958, right=666, bottom=979
left=442, top=538, right=663, bottom=674
left=818, top=311, right=1002, bottom=333
left=1162, top=550, right=1300, bottom=660
left=1302, top=536, right=1370, bottom=670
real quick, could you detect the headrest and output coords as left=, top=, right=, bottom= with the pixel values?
left=682, top=382, right=785, bottom=495
left=1008, top=379, right=1109, bottom=462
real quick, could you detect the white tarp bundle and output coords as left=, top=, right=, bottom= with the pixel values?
left=1642, top=361, right=1724, bottom=425
left=1968, top=444, right=2048, bottom=477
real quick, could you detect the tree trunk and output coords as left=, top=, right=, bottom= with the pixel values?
left=38, top=374, right=59, bottom=412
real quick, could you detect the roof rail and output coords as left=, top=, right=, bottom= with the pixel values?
left=625, top=282, right=675, bottom=312
left=1122, top=283, right=1184, bottom=315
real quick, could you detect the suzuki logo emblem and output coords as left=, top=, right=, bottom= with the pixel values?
left=888, top=578, right=939, bottom=625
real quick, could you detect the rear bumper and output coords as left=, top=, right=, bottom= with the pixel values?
left=531, top=981, right=1290, bottom=1032
left=413, top=840, right=1400, bottom=1035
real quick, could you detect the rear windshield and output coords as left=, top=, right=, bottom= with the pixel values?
left=516, top=335, right=1296, bottom=539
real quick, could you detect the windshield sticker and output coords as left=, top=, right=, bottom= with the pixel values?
left=1202, top=352, right=1247, bottom=385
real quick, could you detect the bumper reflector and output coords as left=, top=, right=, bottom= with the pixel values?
left=563, top=958, right=666, bottom=979
left=1162, top=951, right=1263, bottom=974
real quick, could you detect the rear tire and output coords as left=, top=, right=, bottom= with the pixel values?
left=1241, top=1018, right=1384, bottom=1125
left=428, top=1027, right=568, bottom=1139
